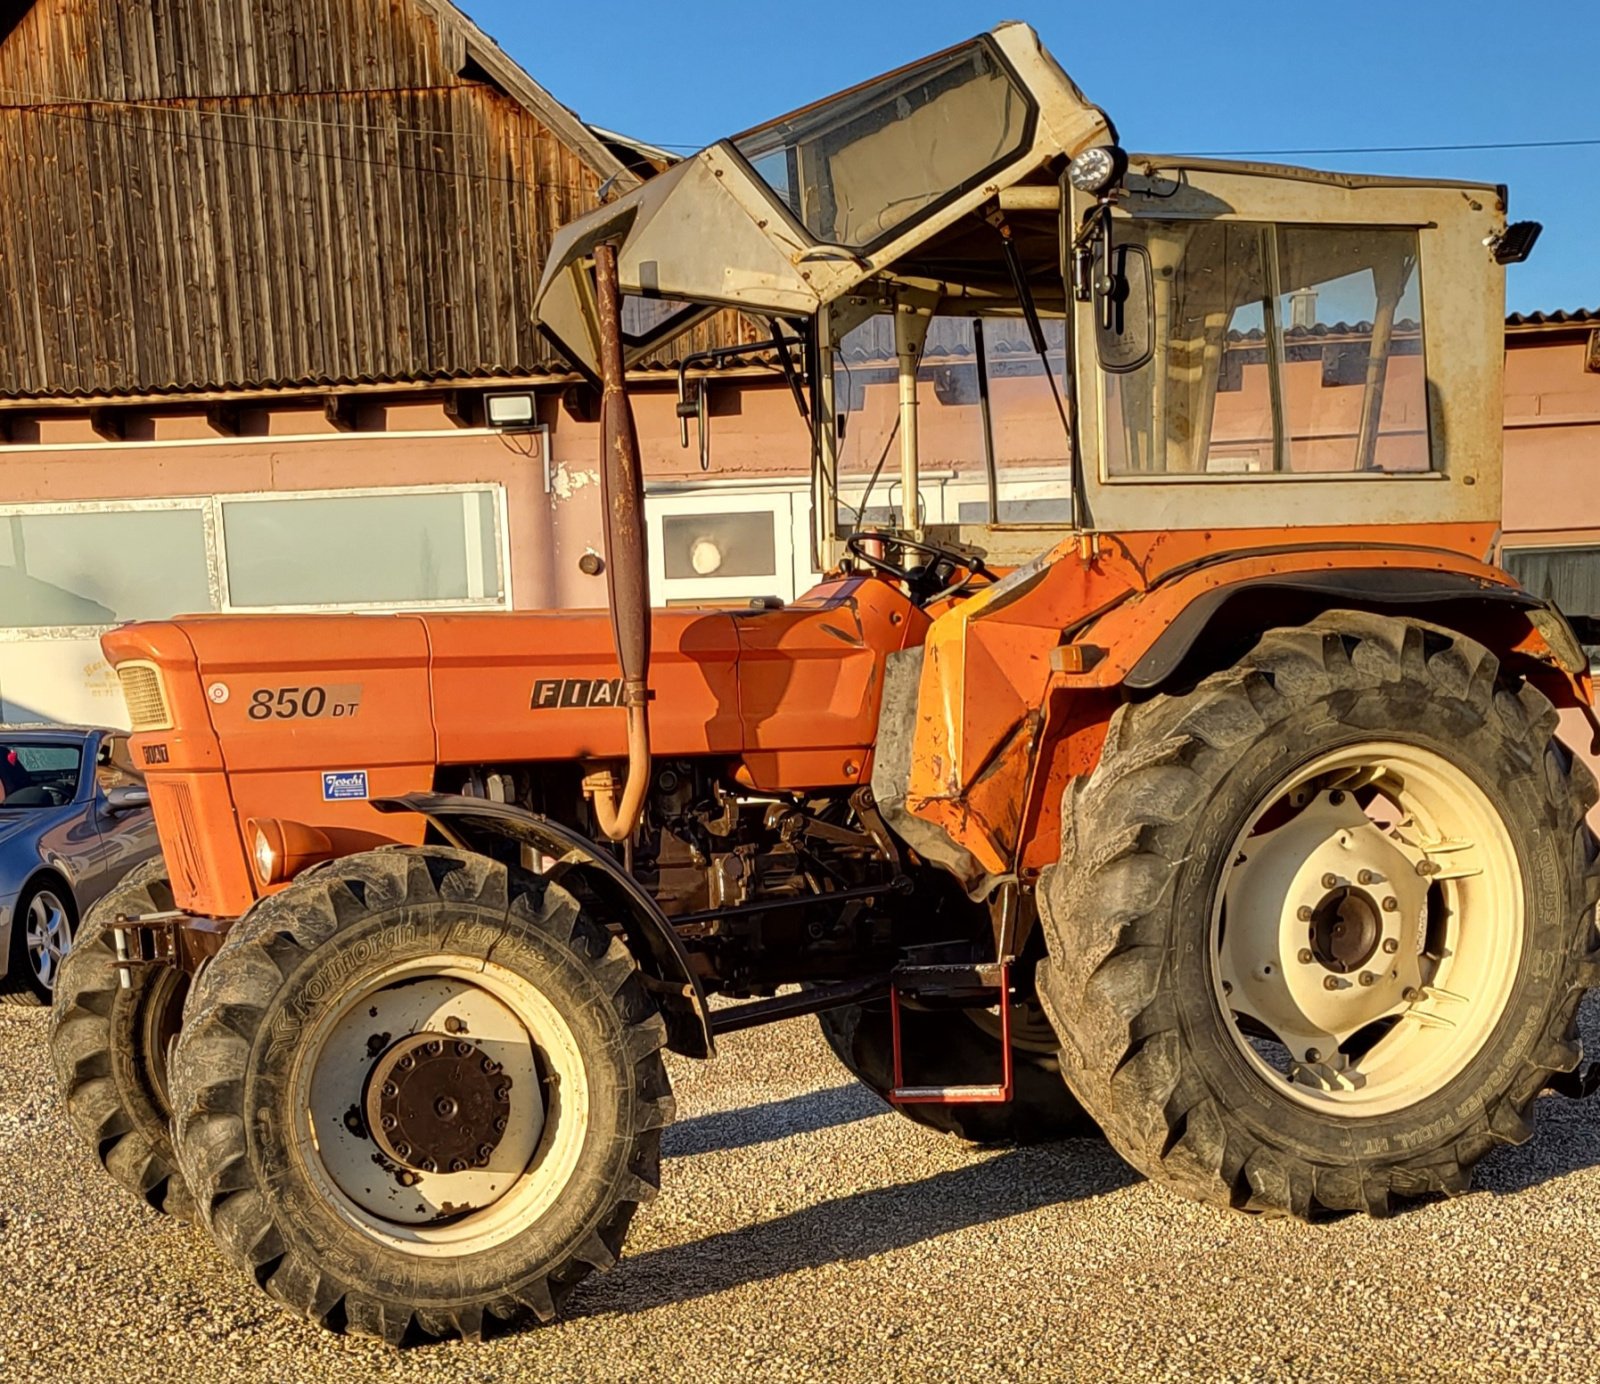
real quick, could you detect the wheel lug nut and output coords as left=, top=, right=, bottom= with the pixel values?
left=495, top=1084, right=512, bottom=1103
left=1305, top=1048, right=1321, bottom=1063
left=1297, top=905, right=1314, bottom=922
left=478, top=1143, right=494, bottom=1160
left=1321, top=873, right=1338, bottom=889
left=1416, top=860, right=1440, bottom=877
left=1358, top=869, right=1382, bottom=885
left=381, top=1081, right=398, bottom=1099
left=1297, top=948, right=1314, bottom=965
left=1323, top=976, right=1341, bottom=991
left=1382, top=938, right=1400, bottom=954
left=1382, top=896, right=1399, bottom=913
left=395, top=1141, right=412, bottom=1159
left=398, top=1054, right=414, bottom=1070
left=1403, top=986, right=1421, bottom=1002
left=421, top=1159, right=438, bottom=1174
left=379, top=1113, right=397, bottom=1131
left=1358, top=971, right=1376, bottom=987
left=444, top=1015, right=466, bottom=1034
left=456, top=1041, right=473, bottom=1057
left=493, top=1116, right=507, bottom=1132
left=449, top=1158, right=468, bottom=1173
left=427, top=1039, right=444, bottom=1056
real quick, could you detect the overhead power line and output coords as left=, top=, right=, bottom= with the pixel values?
left=4, top=85, right=1595, bottom=168
left=1187, top=136, right=1600, bottom=157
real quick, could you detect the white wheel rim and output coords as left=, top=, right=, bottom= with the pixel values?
left=291, top=955, right=589, bottom=1257
left=24, top=889, right=72, bottom=989
left=1210, top=741, right=1523, bottom=1116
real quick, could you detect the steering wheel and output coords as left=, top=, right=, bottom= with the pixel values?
left=845, top=532, right=994, bottom=603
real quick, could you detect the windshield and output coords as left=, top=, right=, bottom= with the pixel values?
left=0, top=743, right=81, bottom=808
left=733, top=37, right=1034, bottom=250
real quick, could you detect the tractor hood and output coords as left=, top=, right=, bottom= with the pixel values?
left=534, top=21, right=1114, bottom=377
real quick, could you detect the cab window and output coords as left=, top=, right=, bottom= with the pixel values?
left=1103, top=222, right=1427, bottom=477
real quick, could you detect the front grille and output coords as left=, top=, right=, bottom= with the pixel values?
left=154, top=781, right=203, bottom=900
left=117, top=662, right=171, bottom=732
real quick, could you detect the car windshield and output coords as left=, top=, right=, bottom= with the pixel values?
left=0, top=743, right=81, bottom=808
left=732, top=37, right=1034, bottom=250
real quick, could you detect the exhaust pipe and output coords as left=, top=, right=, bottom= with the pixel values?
left=588, top=241, right=651, bottom=841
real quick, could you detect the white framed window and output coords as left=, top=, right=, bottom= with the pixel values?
left=0, top=498, right=217, bottom=637
left=217, top=486, right=509, bottom=612
left=0, top=483, right=512, bottom=639
left=645, top=488, right=797, bottom=607
left=944, top=467, right=1072, bottom=526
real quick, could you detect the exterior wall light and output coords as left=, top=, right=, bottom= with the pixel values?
left=485, top=391, right=538, bottom=429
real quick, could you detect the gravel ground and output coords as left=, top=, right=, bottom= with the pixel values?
left=5, top=996, right=1600, bottom=1383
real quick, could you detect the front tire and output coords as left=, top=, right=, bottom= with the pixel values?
left=170, top=847, right=674, bottom=1343
left=1037, top=612, right=1600, bottom=1217
left=49, top=859, right=192, bottom=1218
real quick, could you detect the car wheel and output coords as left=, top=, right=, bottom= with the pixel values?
left=1, top=880, right=77, bottom=1007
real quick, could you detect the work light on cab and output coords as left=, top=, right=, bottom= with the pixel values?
left=1066, top=144, right=1127, bottom=194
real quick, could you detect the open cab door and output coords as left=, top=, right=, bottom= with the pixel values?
left=533, top=23, right=1115, bottom=379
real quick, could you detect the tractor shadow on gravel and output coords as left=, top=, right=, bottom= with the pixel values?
left=662, top=1084, right=887, bottom=1158
left=570, top=1136, right=1137, bottom=1318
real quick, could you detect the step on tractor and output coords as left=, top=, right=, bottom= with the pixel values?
left=51, top=22, right=1600, bottom=1345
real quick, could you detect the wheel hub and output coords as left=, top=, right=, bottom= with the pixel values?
left=1309, top=886, right=1382, bottom=973
left=365, top=1031, right=513, bottom=1174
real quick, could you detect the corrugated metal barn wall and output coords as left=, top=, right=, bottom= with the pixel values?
left=0, top=0, right=741, bottom=399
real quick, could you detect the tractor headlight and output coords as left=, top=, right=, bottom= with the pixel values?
left=251, top=821, right=280, bottom=885
left=1067, top=145, right=1128, bottom=195
left=246, top=817, right=333, bottom=887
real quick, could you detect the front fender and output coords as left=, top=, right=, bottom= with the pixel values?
left=371, top=792, right=714, bottom=1058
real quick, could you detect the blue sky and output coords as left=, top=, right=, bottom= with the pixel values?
left=465, top=0, right=1598, bottom=315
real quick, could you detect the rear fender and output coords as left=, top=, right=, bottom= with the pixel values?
left=371, top=792, right=714, bottom=1058
left=901, top=543, right=1595, bottom=889
left=1119, top=566, right=1583, bottom=693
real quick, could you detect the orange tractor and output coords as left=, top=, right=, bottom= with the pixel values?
left=52, top=22, right=1599, bottom=1344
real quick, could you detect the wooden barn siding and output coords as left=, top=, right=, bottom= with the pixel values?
left=0, top=0, right=747, bottom=399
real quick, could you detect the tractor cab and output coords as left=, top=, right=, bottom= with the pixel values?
left=537, top=21, right=1518, bottom=573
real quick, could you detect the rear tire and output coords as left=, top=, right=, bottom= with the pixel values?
left=49, top=859, right=192, bottom=1218
left=1037, top=613, right=1600, bottom=1217
left=169, top=847, right=673, bottom=1344
left=818, top=997, right=1098, bottom=1144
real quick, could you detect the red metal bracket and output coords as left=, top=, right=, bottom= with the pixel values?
left=888, top=961, right=1014, bottom=1104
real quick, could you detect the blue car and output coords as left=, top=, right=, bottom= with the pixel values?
left=0, top=727, right=160, bottom=1006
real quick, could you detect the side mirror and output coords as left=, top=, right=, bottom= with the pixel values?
left=675, top=378, right=711, bottom=471
left=1095, top=242, right=1154, bottom=374
left=105, top=785, right=151, bottom=814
